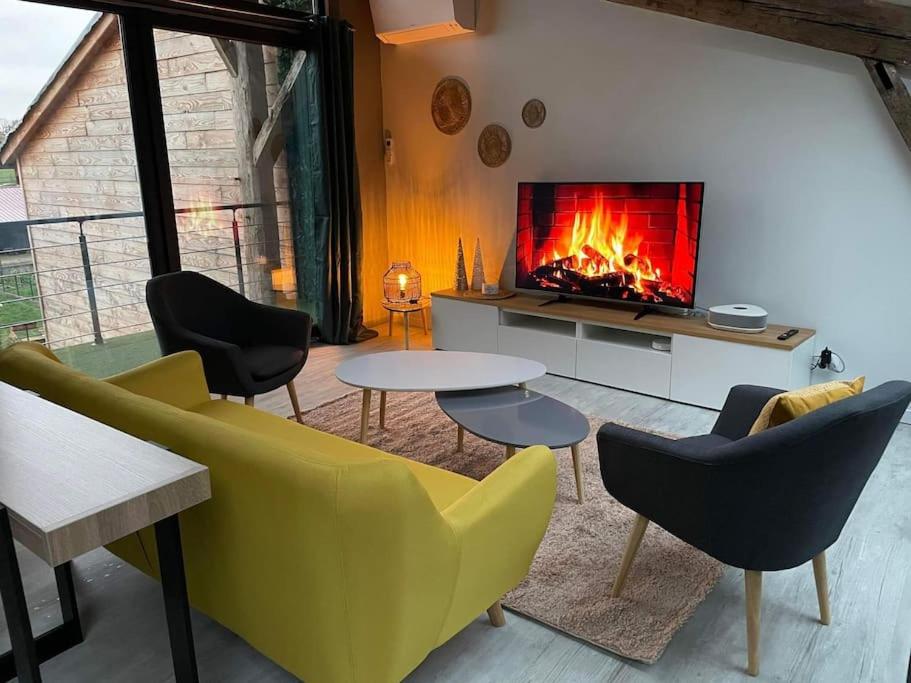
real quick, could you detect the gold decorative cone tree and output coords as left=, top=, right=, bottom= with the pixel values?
left=454, top=238, right=469, bottom=291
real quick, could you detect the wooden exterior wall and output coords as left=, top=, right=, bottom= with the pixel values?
left=17, top=28, right=293, bottom=348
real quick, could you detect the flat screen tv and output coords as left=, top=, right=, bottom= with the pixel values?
left=515, top=182, right=704, bottom=310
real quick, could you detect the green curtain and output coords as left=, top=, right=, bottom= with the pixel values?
left=276, top=10, right=375, bottom=344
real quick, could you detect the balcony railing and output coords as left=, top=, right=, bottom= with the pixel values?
left=0, top=202, right=295, bottom=372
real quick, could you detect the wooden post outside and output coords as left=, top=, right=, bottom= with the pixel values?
left=230, top=41, right=281, bottom=302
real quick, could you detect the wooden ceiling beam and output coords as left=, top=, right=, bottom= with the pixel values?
left=864, top=59, right=911, bottom=152
left=604, top=0, right=911, bottom=65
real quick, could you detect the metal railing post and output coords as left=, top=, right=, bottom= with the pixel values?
left=231, top=209, right=245, bottom=298
left=77, top=221, right=104, bottom=345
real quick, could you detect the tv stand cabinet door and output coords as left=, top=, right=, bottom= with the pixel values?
left=670, top=335, right=796, bottom=410
left=431, top=296, right=499, bottom=353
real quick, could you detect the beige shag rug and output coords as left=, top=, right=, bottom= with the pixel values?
left=298, top=390, right=722, bottom=664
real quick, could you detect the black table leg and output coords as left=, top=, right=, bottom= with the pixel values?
left=0, top=509, right=83, bottom=683
left=154, top=514, right=199, bottom=683
left=0, top=506, right=41, bottom=682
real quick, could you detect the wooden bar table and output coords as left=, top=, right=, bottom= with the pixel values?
left=0, top=382, right=211, bottom=682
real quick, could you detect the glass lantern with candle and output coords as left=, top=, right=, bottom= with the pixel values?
left=383, top=262, right=422, bottom=304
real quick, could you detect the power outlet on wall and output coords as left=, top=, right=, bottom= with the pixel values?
left=811, top=347, right=846, bottom=374
left=384, top=130, right=395, bottom=165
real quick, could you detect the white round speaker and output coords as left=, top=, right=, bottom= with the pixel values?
left=707, top=304, right=768, bottom=334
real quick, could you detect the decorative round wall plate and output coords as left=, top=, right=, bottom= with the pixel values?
left=478, top=124, right=512, bottom=167
left=432, top=77, right=472, bottom=135
left=522, top=99, right=546, bottom=128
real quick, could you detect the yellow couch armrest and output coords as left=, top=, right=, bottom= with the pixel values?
left=437, top=445, right=557, bottom=641
left=105, top=351, right=211, bottom=409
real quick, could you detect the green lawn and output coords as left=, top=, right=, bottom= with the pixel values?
left=0, top=272, right=43, bottom=347
left=0, top=168, right=16, bottom=186
left=1, top=271, right=160, bottom=376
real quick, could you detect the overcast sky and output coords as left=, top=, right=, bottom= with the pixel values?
left=0, top=3, right=96, bottom=121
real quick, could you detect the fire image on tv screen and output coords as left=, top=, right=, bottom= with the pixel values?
left=515, top=182, right=703, bottom=308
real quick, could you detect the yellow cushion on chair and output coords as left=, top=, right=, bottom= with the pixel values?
left=749, top=376, right=865, bottom=435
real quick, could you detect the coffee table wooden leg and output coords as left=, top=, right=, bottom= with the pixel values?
left=457, top=425, right=464, bottom=452
left=505, top=445, right=516, bottom=459
left=571, top=444, right=584, bottom=504
left=404, top=313, right=410, bottom=350
left=379, top=391, right=387, bottom=429
left=359, top=389, right=372, bottom=443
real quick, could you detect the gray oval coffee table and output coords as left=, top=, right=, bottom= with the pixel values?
left=335, top=351, right=546, bottom=444
left=436, top=386, right=590, bottom=503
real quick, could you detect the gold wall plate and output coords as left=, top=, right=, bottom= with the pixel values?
left=478, top=124, right=512, bottom=168
left=432, top=77, right=472, bottom=135
left=522, top=99, right=546, bottom=128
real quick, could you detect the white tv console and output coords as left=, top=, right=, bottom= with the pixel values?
left=430, top=290, right=816, bottom=411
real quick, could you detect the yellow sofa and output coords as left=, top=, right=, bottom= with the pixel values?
left=0, top=342, right=557, bottom=682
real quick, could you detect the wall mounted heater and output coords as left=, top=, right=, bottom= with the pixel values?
left=369, top=0, right=476, bottom=45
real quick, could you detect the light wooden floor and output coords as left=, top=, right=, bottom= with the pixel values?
left=3, top=324, right=909, bottom=682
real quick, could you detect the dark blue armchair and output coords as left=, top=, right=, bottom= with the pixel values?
left=598, top=381, right=911, bottom=676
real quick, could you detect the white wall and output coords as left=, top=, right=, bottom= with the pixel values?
left=379, top=0, right=911, bottom=398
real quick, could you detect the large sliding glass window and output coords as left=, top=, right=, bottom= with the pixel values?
left=152, top=31, right=306, bottom=311
left=0, top=2, right=160, bottom=375
left=1, top=1, right=317, bottom=375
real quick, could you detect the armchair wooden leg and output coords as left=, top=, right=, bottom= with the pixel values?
left=745, top=570, right=763, bottom=677
left=220, top=394, right=227, bottom=400
left=812, top=552, right=831, bottom=625
left=611, top=514, right=649, bottom=597
left=287, top=382, right=302, bottom=424
left=487, top=600, right=506, bottom=627
left=244, top=396, right=254, bottom=406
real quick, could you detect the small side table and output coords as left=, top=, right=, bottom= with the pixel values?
left=0, top=383, right=211, bottom=682
left=382, top=298, right=429, bottom=350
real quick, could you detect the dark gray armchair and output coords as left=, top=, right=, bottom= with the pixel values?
left=146, top=271, right=312, bottom=421
left=597, top=381, right=911, bottom=676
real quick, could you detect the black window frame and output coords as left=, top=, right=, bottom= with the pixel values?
left=18, top=0, right=321, bottom=275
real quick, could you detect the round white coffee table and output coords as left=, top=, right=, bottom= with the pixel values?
left=335, top=351, right=546, bottom=443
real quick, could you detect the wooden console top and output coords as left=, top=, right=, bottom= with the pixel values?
left=432, top=289, right=815, bottom=351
